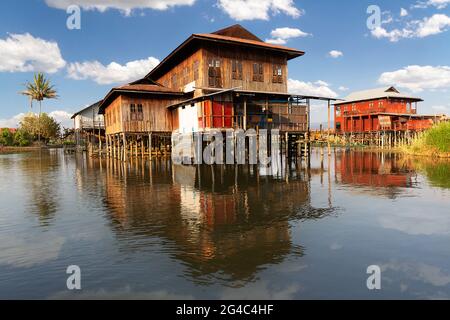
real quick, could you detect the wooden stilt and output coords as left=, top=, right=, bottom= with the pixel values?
left=122, top=133, right=127, bottom=162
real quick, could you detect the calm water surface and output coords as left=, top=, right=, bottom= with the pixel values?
left=0, top=149, right=449, bottom=299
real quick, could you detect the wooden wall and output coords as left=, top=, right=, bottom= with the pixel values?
left=202, top=43, right=288, bottom=93
left=121, top=95, right=177, bottom=133
left=104, top=94, right=182, bottom=134
left=154, top=43, right=289, bottom=96
left=155, top=49, right=205, bottom=97
left=105, top=96, right=123, bottom=135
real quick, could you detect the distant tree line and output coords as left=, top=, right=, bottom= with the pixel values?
left=0, top=113, right=61, bottom=147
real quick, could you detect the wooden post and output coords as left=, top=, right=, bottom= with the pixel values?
left=285, top=132, right=289, bottom=157
left=135, top=136, right=138, bottom=158
left=114, top=135, right=117, bottom=160
left=149, top=133, right=152, bottom=160
left=115, top=135, right=118, bottom=160
left=122, top=133, right=127, bottom=162
left=243, top=98, right=247, bottom=131
left=327, top=99, right=331, bottom=136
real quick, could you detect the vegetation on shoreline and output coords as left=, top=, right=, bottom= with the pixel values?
left=403, top=122, right=450, bottom=157
left=0, top=113, right=61, bottom=147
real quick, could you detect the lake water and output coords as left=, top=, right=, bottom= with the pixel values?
left=0, top=149, right=449, bottom=299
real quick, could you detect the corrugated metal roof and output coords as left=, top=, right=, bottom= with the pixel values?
left=334, top=86, right=423, bottom=105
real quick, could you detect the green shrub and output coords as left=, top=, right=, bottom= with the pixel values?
left=407, top=122, right=450, bottom=155
left=425, top=122, right=450, bottom=153
left=0, top=128, right=14, bottom=146
left=14, top=129, right=32, bottom=147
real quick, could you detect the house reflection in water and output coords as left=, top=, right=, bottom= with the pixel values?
left=334, top=150, right=416, bottom=198
left=102, top=159, right=332, bottom=284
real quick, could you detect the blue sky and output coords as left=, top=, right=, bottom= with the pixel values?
left=0, top=0, right=449, bottom=127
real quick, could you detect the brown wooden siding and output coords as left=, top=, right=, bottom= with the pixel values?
left=155, top=49, right=205, bottom=96
left=202, top=43, right=288, bottom=93
left=120, top=95, right=176, bottom=133
left=154, top=44, right=289, bottom=96
left=105, top=94, right=182, bottom=134
left=105, top=96, right=123, bottom=135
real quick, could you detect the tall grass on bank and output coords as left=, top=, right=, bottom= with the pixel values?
left=405, top=122, right=450, bottom=157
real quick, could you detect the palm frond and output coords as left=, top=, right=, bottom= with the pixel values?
left=21, top=72, right=58, bottom=102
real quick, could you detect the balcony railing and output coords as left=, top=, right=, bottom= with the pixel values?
left=79, top=120, right=105, bottom=129
left=340, top=108, right=417, bottom=116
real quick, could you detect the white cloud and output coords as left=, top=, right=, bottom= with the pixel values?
left=379, top=65, right=450, bottom=92
left=0, top=233, right=65, bottom=268
left=314, top=80, right=329, bottom=86
left=400, top=8, right=409, bottom=17
left=371, top=26, right=413, bottom=42
left=288, top=79, right=338, bottom=98
left=48, top=110, right=74, bottom=128
left=371, top=14, right=450, bottom=41
left=67, top=56, right=160, bottom=85
left=0, top=111, right=74, bottom=129
left=415, top=14, right=450, bottom=37
left=0, top=113, right=26, bottom=128
left=382, top=11, right=394, bottom=24
left=45, top=0, right=196, bottom=15
left=217, top=0, right=303, bottom=21
left=413, top=0, right=450, bottom=9
left=0, top=33, right=66, bottom=73
left=266, top=27, right=310, bottom=44
left=328, top=50, right=343, bottom=58
left=338, top=86, right=349, bottom=91
left=382, top=261, right=450, bottom=287
left=220, top=281, right=301, bottom=300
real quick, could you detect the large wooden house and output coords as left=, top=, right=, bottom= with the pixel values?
left=99, top=25, right=336, bottom=159
left=334, top=86, right=434, bottom=134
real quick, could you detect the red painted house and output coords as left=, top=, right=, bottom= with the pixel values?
left=334, top=86, right=435, bottom=133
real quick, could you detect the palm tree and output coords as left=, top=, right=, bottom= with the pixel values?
left=21, top=73, right=58, bottom=144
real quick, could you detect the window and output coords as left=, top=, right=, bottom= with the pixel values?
left=208, top=58, right=222, bottom=88
left=272, top=64, right=283, bottom=83
left=183, top=66, right=190, bottom=85
left=336, top=122, right=341, bottom=130
left=231, top=60, right=243, bottom=80
left=137, top=104, right=143, bottom=120
left=130, top=103, right=143, bottom=121
left=336, top=106, right=341, bottom=116
left=253, top=63, right=263, bottom=82
left=130, top=104, right=136, bottom=120
left=352, top=103, right=356, bottom=112
left=193, top=60, right=199, bottom=81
